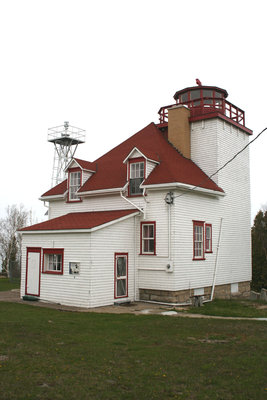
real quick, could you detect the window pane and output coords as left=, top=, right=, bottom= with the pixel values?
left=143, top=239, right=149, bottom=253
left=203, top=89, right=212, bottom=98
left=142, top=224, right=155, bottom=254
left=148, top=239, right=154, bottom=253
left=215, top=91, right=223, bottom=98
left=129, top=162, right=144, bottom=195
left=46, top=253, right=62, bottom=271
left=117, top=257, right=126, bottom=277
left=69, top=171, right=81, bottom=200
left=117, top=279, right=126, bottom=297
left=140, top=163, right=144, bottom=178
left=130, top=177, right=143, bottom=195
left=143, top=225, right=148, bottom=238
left=194, top=223, right=203, bottom=258
left=190, top=90, right=200, bottom=100
left=181, top=93, right=188, bottom=102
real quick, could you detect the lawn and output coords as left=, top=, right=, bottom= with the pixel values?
left=0, top=277, right=20, bottom=292
left=0, top=303, right=266, bottom=400
left=185, top=298, right=267, bottom=318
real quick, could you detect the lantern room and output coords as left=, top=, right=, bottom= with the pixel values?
left=158, top=80, right=252, bottom=135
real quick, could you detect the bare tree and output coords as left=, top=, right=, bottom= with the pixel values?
left=0, top=205, right=32, bottom=277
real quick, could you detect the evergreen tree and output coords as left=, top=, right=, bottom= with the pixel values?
left=251, top=210, right=267, bottom=291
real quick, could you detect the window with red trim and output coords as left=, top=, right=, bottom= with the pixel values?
left=140, top=222, right=156, bottom=255
left=43, top=249, right=64, bottom=274
left=68, top=169, right=81, bottom=201
left=193, top=221, right=205, bottom=260
left=114, top=253, right=128, bottom=298
left=128, top=159, right=145, bottom=196
left=205, top=224, right=212, bottom=253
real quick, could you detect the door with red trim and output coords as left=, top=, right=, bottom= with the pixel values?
left=26, top=248, right=41, bottom=296
left=114, top=253, right=128, bottom=299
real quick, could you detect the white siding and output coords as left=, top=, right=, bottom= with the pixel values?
left=146, top=160, right=157, bottom=178
left=129, top=149, right=142, bottom=159
left=82, top=171, right=94, bottom=185
left=89, top=216, right=139, bottom=307
left=191, top=119, right=219, bottom=183
left=138, top=191, right=176, bottom=291
left=49, top=194, right=146, bottom=219
left=170, top=117, right=251, bottom=292
left=21, top=233, right=91, bottom=308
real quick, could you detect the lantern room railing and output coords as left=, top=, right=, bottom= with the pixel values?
left=158, top=97, right=245, bottom=127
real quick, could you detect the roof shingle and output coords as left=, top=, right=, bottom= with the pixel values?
left=41, top=122, right=223, bottom=197
left=20, top=209, right=138, bottom=231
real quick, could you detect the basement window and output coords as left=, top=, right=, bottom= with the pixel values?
left=43, top=249, right=64, bottom=274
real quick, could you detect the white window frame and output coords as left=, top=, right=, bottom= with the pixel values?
left=43, top=249, right=64, bottom=274
left=114, top=253, right=128, bottom=298
left=205, top=224, right=212, bottom=253
left=69, top=170, right=81, bottom=201
left=193, top=221, right=205, bottom=260
left=141, top=222, right=156, bottom=255
left=129, top=161, right=144, bottom=196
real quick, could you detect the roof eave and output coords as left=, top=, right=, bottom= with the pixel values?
left=39, top=191, right=67, bottom=201
left=78, top=186, right=125, bottom=197
left=64, top=158, right=96, bottom=173
left=19, top=211, right=140, bottom=234
left=141, top=182, right=225, bottom=197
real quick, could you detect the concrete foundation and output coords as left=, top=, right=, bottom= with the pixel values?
left=139, top=281, right=251, bottom=303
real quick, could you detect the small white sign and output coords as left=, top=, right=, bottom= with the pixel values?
left=69, top=262, right=80, bottom=275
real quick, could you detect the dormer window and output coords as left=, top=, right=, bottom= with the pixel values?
left=68, top=169, right=81, bottom=201
left=129, top=160, right=144, bottom=196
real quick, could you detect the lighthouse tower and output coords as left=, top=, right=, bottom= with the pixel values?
left=158, top=80, right=252, bottom=297
left=48, top=121, right=86, bottom=187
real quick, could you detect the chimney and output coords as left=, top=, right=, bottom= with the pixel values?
left=167, top=105, right=191, bottom=158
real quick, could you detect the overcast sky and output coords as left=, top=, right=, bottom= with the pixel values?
left=0, top=0, right=266, bottom=223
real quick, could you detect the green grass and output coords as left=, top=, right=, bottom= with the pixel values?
left=0, top=303, right=266, bottom=400
left=185, top=299, right=267, bottom=318
left=0, top=277, right=20, bottom=292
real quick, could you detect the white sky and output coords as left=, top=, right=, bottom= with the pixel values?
left=0, top=0, right=266, bottom=224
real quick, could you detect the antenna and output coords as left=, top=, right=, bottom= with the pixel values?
left=48, top=122, right=86, bottom=187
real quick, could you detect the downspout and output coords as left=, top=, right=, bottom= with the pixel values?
left=134, top=216, right=137, bottom=301
left=168, top=200, right=171, bottom=260
left=165, top=192, right=174, bottom=261
left=209, top=217, right=223, bottom=301
left=120, top=187, right=145, bottom=215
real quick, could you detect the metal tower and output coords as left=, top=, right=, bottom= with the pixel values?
left=48, top=121, right=86, bottom=187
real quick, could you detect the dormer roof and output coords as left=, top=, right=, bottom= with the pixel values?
left=123, top=147, right=159, bottom=165
left=65, top=157, right=97, bottom=173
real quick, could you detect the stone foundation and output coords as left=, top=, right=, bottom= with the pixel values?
left=139, top=281, right=251, bottom=303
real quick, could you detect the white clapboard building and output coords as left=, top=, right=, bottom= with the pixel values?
left=20, top=82, right=252, bottom=308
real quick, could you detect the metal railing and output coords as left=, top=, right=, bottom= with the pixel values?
left=158, top=97, right=245, bottom=126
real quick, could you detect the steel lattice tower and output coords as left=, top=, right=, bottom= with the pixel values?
left=48, top=121, right=86, bottom=187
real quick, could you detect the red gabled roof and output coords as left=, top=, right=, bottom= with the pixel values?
left=20, top=209, right=138, bottom=231
left=42, top=179, right=67, bottom=198
left=79, top=122, right=223, bottom=193
left=42, top=122, right=223, bottom=197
